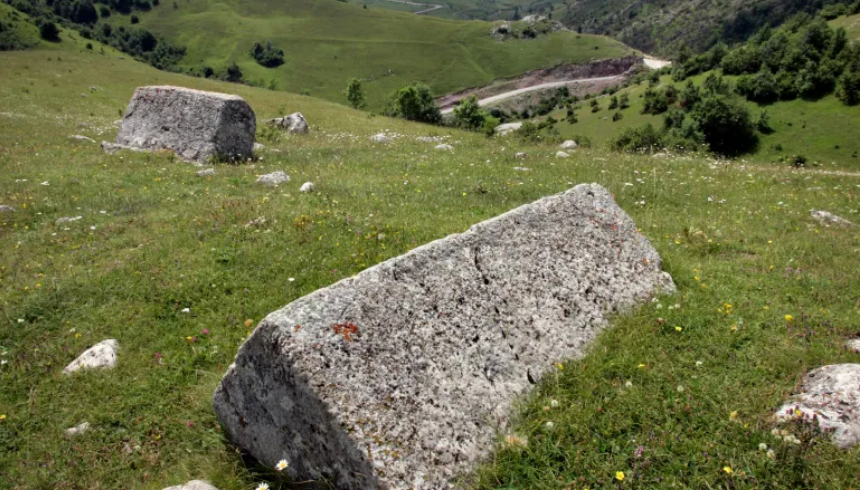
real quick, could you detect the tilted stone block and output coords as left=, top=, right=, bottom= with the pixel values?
left=214, top=184, right=675, bottom=489
left=113, top=86, right=255, bottom=162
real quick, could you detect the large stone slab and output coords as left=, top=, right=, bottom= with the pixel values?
left=776, top=364, right=860, bottom=448
left=214, top=184, right=674, bottom=490
left=113, top=86, right=256, bottom=162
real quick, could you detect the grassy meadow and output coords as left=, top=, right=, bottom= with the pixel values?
left=1, top=44, right=860, bottom=490
left=106, top=0, right=632, bottom=109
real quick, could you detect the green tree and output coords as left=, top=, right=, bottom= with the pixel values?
left=690, top=94, right=757, bottom=156
left=344, top=78, right=366, bottom=109
left=836, top=69, right=860, bottom=105
left=452, top=96, right=486, bottom=131
left=386, top=83, right=441, bottom=124
left=619, top=93, right=629, bottom=109
left=608, top=95, right=618, bottom=110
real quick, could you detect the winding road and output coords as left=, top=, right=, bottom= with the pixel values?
left=375, top=0, right=445, bottom=14
left=440, top=75, right=624, bottom=114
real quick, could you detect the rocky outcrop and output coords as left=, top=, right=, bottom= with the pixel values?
left=214, top=184, right=674, bottom=490
left=111, top=86, right=256, bottom=162
left=776, top=364, right=860, bottom=448
left=268, top=112, right=309, bottom=134
left=63, top=339, right=118, bottom=374
left=495, top=122, right=522, bottom=136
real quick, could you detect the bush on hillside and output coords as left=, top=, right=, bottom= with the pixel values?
left=0, top=20, right=34, bottom=51
left=250, top=41, right=284, bottom=68
left=690, top=94, right=758, bottom=156
left=344, top=78, right=366, bottom=109
left=452, top=96, right=488, bottom=131
left=39, top=21, right=60, bottom=41
left=385, top=83, right=442, bottom=124
left=223, top=62, right=244, bottom=83
left=609, top=123, right=664, bottom=153
left=130, top=14, right=139, bottom=24
left=735, top=69, right=779, bottom=103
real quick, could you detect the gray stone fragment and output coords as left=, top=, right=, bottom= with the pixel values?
left=113, top=86, right=256, bottom=162
left=55, top=216, right=83, bottom=226
left=416, top=136, right=442, bottom=143
left=256, top=171, right=290, bottom=187
left=515, top=152, right=527, bottom=159
left=162, top=480, right=219, bottom=490
left=495, top=122, right=522, bottom=136
left=848, top=339, right=860, bottom=354
left=65, top=422, right=91, bottom=438
left=283, top=112, right=309, bottom=134
left=0, top=205, right=15, bottom=213
left=560, top=140, right=578, bottom=150
left=63, top=339, right=118, bottom=374
left=811, top=210, right=855, bottom=227
left=69, top=135, right=95, bottom=143
left=370, top=133, right=390, bottom=143
left=197, top=168, right=216, bottom=177
left=253, top=142, right=266, bottom=152
left=556, top=151, right=570, bottom=158
left=776, top=364, right=860, bottom=448
left=435, top=143, right=454, bottom=151
left=513, top=167, right=531, bottom=172
left=299, top=182, right=315, bottom=193
left=214, top=184, right=674, bottom=490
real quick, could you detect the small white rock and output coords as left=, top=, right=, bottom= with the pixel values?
left=0, top=205, right=15, bottom=213
left=370, top=133, right=390, bottom=143
left=435, top=144, right=454, bottom=151
left=69, top=135, right=95, bottom=143
left=256, top=171, right=290, bottom=187
left=300, top=182, right=315, bottom=193
left=65, top=422, right=91, bottom=439
left=55, top=216, right=83, bottom=226
left=515, top=152, right=527, bottom=159
left=559, top=140, right=578, bottom=149
left=196, top=168, right=216, bottom=177
left=556, top=151, right=570, bottom=158
left=253, top=142, right=266, bottom=152
left=848, top=339, right=860, bottom=354
left=811, top=210, right=855, bottom=227
left=63, top=339, right=119, bottom=375
left=162, top=480, right=220, bottom=490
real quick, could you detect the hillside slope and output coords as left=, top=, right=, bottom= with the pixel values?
left=2, top=39, right=860, bottom=489
left=112, top=0, right=632, bottom=108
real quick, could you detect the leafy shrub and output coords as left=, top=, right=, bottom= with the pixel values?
left=39, top=21, right=60, bottom=41
left=608, top=95, right=618, bottom=110
left=612, top=111, right=623, bottom=122
left=735, top=69, right=779, bottom=103
left=130, top=14, right=139, bottom=24
left=690, top=94, right=758, bottom=156
left=385, top=83, right=442, bottom=124
left=619, top=93, right=630, bottom=109
left=452, top=96, right=487, bottom=131
left=609, top=123, right=663, bottom=153
left=0, top=20, right=34, bottom=51
left=250, top=41, right=284, bottom=68
left=836, top=69, right=860, bottom=105
left=344, top=78, right=366, bottom=109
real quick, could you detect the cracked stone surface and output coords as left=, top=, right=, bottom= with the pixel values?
left=776, top=364, right=860, bottom=448
left=63, top=339, right=118, bottom=374
left=257, top=171, right=290, bottom=187
left=214, top=184, right=675, bottom=490
left=269, top=112, right=309, bottom=134
left=113, top=86, right=255, bottom=162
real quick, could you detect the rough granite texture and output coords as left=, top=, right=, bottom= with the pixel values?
left=114, top=86, right=255, bottom=162
left=63, top=339, right=118, bottom=374
left=776, top=364, right=860, bottom=448
left=214, top=184, right=675, bottom=490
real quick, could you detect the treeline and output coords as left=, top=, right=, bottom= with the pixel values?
left=3, top=0, right=185, bottom=69
left=0, top=14, right=35, bottom=50
left=672, top=12, right=860, bottom=106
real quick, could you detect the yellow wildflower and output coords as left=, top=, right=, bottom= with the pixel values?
left=723, top=466, right=733, bottom=475
left=615, top=471, right=625, bottom=481
left=784, top=315, right=794, bottom=322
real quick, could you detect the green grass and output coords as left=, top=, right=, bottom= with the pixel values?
left=2, top=45, right=860, bottom=490
left=109, top=0, right=631, bottom=109
left=830, top=12, right=860, bottom=42
left=542, top=73, right=860, bottom=170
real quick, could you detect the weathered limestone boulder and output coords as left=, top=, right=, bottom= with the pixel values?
left=269, top=112, right=309, bottom=134
left=776, top=364, right=860, bottom=448
left=63, top=339, right=118, bottom=374
left=256, top=171, right=290, bottom=187
left=811, top=210, right=855, bottom=227
left=214, top=184, right=674, bottom=490
left=112, top=86, right=256, bottom=162
left=495, top=122, right=522, bottom=136
left=162, top=480, right=220, bottom=490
